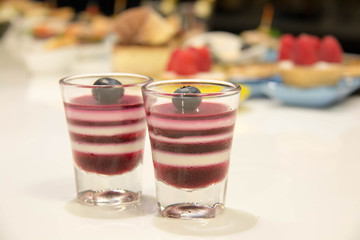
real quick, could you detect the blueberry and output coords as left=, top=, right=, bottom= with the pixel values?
left=92, top=77, right=124, bottom=104
left=172, top=86, right=202, bottom=112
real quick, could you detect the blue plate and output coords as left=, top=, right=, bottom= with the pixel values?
left=262, top=77, right=360, bottom=108
left=230, top=75, right=281, bottom=98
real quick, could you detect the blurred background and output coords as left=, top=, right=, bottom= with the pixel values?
left=22, top=0, right=360, bottom=54
left=2, top=2, right=360, bottom=239
left=1, top=0, right=360, bottom=106
left=210, top=0, right=360, bottom=54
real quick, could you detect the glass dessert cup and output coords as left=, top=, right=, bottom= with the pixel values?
left=59, top=73, right=152, bottom=206
left=142, top=79, right=241, bottom=218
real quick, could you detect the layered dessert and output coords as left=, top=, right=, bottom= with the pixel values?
left=278, top=34, right=343, bottom=88
left=63, top=90, right=146, bottom=175
left=146, top=93, right=237, bottom=189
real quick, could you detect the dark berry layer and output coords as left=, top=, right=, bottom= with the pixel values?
left=150, top=137, right=232, bottom=154
left=73, top=150, right=143, bottom=175
left=147, top=102, right=236, bottom=120
left=148, top=125, right=234, bottom=138
left=153, top=161, right=229, bottom=189
left=64, top=95, right=143, bottom=110
left=70, top=131, right=145, bottom=144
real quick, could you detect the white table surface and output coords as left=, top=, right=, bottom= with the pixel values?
left=1, top=45, right=360, bottom=240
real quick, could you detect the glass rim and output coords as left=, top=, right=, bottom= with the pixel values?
left=142, top=79, right=241, bottom=98
left=59, top=73, right=153, bottom=88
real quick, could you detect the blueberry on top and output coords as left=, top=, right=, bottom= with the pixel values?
left=172, top=86, right=202, bottom=112
left=92, top=77, right=124, bottom=104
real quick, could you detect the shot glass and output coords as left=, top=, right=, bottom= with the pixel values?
left=59, top=73, right=152, bottom=206
left=142, top=79, right=241, bottom=218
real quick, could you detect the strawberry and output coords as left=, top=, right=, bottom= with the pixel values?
left=291, top=35, right=318, bottom=65
left=166, top=48, right=181, bottom=71
left=298, top=34, right=321, bottom=51
left=318, top=35, right=343, bottom=63
left=278, top=34, right=295, bottom=60
left=189, top=46, right=212, bottom=72
left=309, top=35, right=321, bottom=51
left=172, top=48, right=198, bottom=75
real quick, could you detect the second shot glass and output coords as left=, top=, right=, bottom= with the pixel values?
left=142, top=79, right=241, bottom=218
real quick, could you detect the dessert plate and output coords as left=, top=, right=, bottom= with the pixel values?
left=262, top=77, right=360, bottom=108
left=184, top=31, right=243, bottom=63
left=184, top=31, right=268, bottom=64
left=229, top=75, right=281, bottom=98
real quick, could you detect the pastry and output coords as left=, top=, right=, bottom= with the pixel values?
left=112, top=7, right=180, bottom=79
left=162, top=46, right=225, bottom=81
left=278, top=34, right=343, bottom=88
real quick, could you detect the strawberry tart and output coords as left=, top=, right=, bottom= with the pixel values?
left=278, top=34, right=343, bottom=88
left=162, top=46, right=225, bottom=81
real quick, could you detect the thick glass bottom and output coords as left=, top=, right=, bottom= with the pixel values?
left=77, top=189, right=141, bottom=206
left=159, top=202, right=224, bottom=219
left=74, top=164, right=142, bottom=206
left=156, top=178, right=228, bottom=219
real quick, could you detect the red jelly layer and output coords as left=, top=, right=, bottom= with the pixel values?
left=153, top=161, right=229, bottom=189
left=73, top=150, right=143, bottom=175
left=150, top=137, right=233, bottom=154
left=64, top=95, right=143, bottom=110
left=146, top=102, right=236, bottom=138
left=148, top=125, right=234, bottom=138
left=70, top=131, right=145, bottom=144
left=147, top=102, right=234, bottom=120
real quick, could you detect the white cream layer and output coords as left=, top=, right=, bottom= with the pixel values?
left=71, top=138, right=144, bottom=154
left=278, top=60, right=338, bottom=70
left=146, top=115, right=235, bottom=130
left=68, top=121, right=145, bottom=136
left=149, top=132, right=233, bottom=143
left=66, top=107, right=145, bottom=122
left=152, top=149, right=230, bottom=167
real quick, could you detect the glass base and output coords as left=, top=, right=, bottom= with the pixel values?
left=156, top=178, right=228, bottom=219
left=77, top=189, right=141, bottom=206
left=74, top=165, right=142, bottom=206
left=159, top=202, right=224, bottom=219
